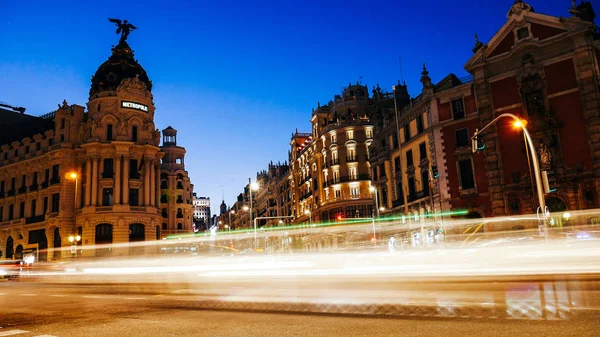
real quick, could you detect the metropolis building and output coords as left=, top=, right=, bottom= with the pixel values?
left=0, top=32, right=193, bottom=260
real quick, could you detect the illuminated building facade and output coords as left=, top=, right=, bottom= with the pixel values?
left=293, top=84, right=374, bottom=223
left=0, top=33, right=193, bottom=260
left=466, top=0, right=600, bottom=226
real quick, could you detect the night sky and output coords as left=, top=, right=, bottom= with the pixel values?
left=0, top=0, right=575, bottom=214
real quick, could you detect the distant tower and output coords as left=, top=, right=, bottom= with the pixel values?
left=220, top=200, right=227, bottom=215
left=159, top=126, right=194, bottom=235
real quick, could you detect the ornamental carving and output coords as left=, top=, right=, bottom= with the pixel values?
left=507, top=0, right=533, bottom=18
left=117, top=74, right=147, bottom=92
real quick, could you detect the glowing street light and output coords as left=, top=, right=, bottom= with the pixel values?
left=513, top=119, right=527, bottom=128
left=304, top=209, right=312, bottom=225
left=369, top=186, right=380, bottom=218
left=228, top=209, right=235, bottom=230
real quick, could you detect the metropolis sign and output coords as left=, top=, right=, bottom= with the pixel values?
left=121, top=101, right=149, bottom=112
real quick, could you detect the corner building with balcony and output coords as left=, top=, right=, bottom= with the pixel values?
left=0, top=37, right=194, bottom=260
left=292, top=84, right=374, bottom=223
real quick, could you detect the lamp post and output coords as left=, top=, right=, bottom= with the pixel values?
left=243, top=205, right=249, bottom=228
left=229, top=210, right=235, bottom=230
left=472, top=113, right=547, bottom=237
left=369, top=186, right=380, bottom=218
left=392, top=85, right=410, bottom=214
left=248, top=178, right=259, bottom=232
left=68, top=234, right=81, bottom=257
left=224, top=224, right=230, bottom=233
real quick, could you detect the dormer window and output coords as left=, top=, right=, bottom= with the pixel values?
left=517, top=27, right=530, bottom=40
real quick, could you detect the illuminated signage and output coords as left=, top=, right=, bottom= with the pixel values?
left=121, top=101, right=149, bottom=112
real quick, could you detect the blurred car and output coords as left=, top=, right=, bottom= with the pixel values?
left=0, top=259, right=24, bottom=279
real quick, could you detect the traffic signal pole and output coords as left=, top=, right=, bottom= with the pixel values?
left=471, top=113, right=547, bottom=239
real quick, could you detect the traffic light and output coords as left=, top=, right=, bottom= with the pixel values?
left=431, top=165, right=439, bottom=179
left=471, top=129, right=485, bottom=153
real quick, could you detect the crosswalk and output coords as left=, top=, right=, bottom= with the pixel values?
left=0, top=327, right=57, bottom=337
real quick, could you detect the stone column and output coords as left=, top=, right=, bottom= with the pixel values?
left=150, top=162, right=155, bottom=206
left=85, top=158, right=92, bottom=206
left=144, top=158, right=151, bottom=206
left=155, top=163, right=161, bottom=208
left=91, top=157, right=98, bottom=206
left=76, top=167, right=83, bottom=209
left=123, top=155, right=130, bottom=204
left=115, top=155, right=121, bottom=204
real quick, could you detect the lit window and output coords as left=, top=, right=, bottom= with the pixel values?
left=347, top=130, right=354, bottom=140
left=350, top=187, right=359, bottom=196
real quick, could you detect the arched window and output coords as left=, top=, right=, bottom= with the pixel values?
left=5, top=236, right=13, bottom=259
left=95, top=223, right=113, bottom=244
left=177, top=223, right=183, bottom=230
left=129, top=223, right=145, bottom=242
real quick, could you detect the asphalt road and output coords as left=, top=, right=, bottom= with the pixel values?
left=1, top=281, right=600, bottom=337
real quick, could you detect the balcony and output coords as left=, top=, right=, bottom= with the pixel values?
left=50, top=177, right=60, bottom=185
left=7, top=190, right=15, bottom=197
left=101, top=171, right=114, bottom=179
left=29, top=184, right=38, bottom=192
left=176, top=183, right=184, bottom=189
left=41, top=181, right=49, bottom=189
left=25, top=214, right=45, bottom=224
left=329, top=158, right=340, bottom=166
left=17, top=187, right=26, bottom=194
left=96, top=206, right=113, bottom=212
left=130, top=172, right=141, bottom=180
left=346, top=156, right=358, bottom=163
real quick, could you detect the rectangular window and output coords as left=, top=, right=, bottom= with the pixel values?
left=60, top=134, right=65, bottom=142
left=406, top=150, right=413, bottom=166
left=52, top=164, right=59, bottom=179
left=102, top=188, right=114, bottom=206
left=107, top=124, right=113, bottom=141
left=21, top=175, right=26, bottom=188
left=331, top=133, right=337, bottom=143
left=346, top=130, right=353, bottom=140
left=394, top=157, right=401, bottom=172
left=32, top=172, right=38, bottom=185
left=43, top=197, right=48, bottom=214
left=130, top=189, right=139, bottom=206
left=416, top=114, right=424, bottom=134
left=130, top=159, right=139, bottom=179
left=366, top=129, right=373, bottom=139
left=392, top=133, right=398, bottom=149
left=31, top=199, right=36, bottom=217
left=419, top=142, right=427, bottom=160
left=11, top=177, right=15, bottom=190
left=396, top=182, right=403, bottom=201
left=459, top=159, right=475, bottom=190
left=61, top=118, right=66, bottom=129
left=9, top=204, right=14, bottom=220
left=421, top=171, right=430, bottom=196
left=408, top=177, right=416, bottom=198
left=335, top=189, right=341, bottom=198
left=404, top=126, right=410, bottom=142
left=451, top=98, right=465, bottom=120
left=349, top=167, right=357, bottom=180
left=51, top=193, right=60, bottom=213
left=132, top=126, right=138, bottom=142
left=25, top=146, right=29, bottom=154
left=347, top=148, right=356, bottom=161
left=19, top=201, right=25, bottom=219
left=333, top=171, right=340, bottom=183
left=103, top=158, right=114, bottom=178
left=45, top=169, right=50, bottom=183
left=0, top=206, right=3, bottom=221
left=379, top=164, right=385, bottom=178
left=455, top=128, right=469, bottom=147
left=350, top=186, right=359, bottom=196
left=49, top=138, right=53, bottom=146
left=0, top=180, right=4, bottom=193
left=36, top=142, right=40, bottom=151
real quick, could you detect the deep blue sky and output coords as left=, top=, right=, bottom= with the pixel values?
left=0, top=0, right=574, bottom=214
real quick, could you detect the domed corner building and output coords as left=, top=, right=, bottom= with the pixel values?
left=0, top=35, right=195, bottom=261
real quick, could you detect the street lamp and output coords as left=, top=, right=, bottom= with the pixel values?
left=369, top=186, right=380, bottom=218
left=229, top=210, right=235, bottom=230
left=68, top=234, right=81, bottom=257
left=473, top=113, right=547, bottom=237
left=224, top=224, right=230, bottom=233
left=248, top=178, right=259, bottom=234
left=304, top=209, right=312, bottom=225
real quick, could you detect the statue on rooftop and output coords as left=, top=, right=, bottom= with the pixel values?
left=108, top=18, right=137, bottom=42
